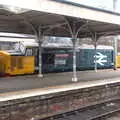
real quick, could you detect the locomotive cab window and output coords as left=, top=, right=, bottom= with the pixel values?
left=25, top=48, right=33, bottom=56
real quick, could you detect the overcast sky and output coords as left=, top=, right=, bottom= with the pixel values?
left=65, top=0, right=120, bottom=12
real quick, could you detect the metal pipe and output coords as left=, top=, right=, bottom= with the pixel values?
left=113, top=0, right=117, bottom=11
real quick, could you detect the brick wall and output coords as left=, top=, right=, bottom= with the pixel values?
left=0, top=82, right=120, bottom=120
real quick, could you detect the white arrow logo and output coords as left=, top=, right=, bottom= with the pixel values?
left=94, top=52, right=107, bottom=66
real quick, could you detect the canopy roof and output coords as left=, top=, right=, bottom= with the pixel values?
left=0, top=0, right=120, bottom=38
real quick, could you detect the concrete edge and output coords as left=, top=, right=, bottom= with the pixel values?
left=0, top=78, right=120, bottom=102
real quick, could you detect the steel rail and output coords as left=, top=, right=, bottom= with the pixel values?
left=39, top=98, right=120, bottom=120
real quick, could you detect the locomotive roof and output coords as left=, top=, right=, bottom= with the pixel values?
left=77, top=44, right=114, bottom=50
left=43, top=44, right=114, bottom=50
left=21, top=41, right=38, bottom=47
left=4, top=50, right=23, bottom=55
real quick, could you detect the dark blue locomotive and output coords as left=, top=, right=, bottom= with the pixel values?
left=42, top=45, right=113, bottom=72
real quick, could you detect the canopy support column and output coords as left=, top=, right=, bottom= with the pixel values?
left=37, top=26, right=53, bottom=78
left=91, top=32, right=99, bottom=72
left=36, top=25, right=58, bottom=78
left=37, top=26, right=44, bottom=78
left=38, top=37, right=43, bottom=78
left=72, top=35, right=77, bottom=82
left=64, top=17, right=88, bottom=82
left=94, top=39, right=97, bottom=72
left=113, top=36, right=118, bottom=70
left=14, top=15, right=44, bottom=78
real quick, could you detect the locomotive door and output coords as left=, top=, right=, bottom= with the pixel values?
left=25, top=47, right=39, bottom=72
left=0, top=56, right=5, bottom=76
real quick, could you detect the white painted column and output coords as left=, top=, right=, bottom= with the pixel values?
left=92, top=32, right=98, bottom=72
left=38, top=40, right=43, bottom=77
left=64, top=17, right=88, bottom=82
left=37, top=27, right=44, bottom=78
left=94, top=39, right=97, bottom=72
left=72, top=37, right=78, bottom=82
left=113, top=36, right=118, bottom=70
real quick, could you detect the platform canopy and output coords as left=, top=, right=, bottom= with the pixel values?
left=0, top=0, right=120, bottom=80
left=0, top=0, right=120, bottom=38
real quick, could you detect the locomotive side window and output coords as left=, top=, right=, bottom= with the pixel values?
left=25, top=48, right=33, bottom=56
left=33, top=48, right=38, bottom=56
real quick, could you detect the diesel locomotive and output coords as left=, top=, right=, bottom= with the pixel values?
left=0, top=41, right=39, bottom=76
left=0, top=41, right=120, bottom=76
left=42, top=45, right=114, bottom=72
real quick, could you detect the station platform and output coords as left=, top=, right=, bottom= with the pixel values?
left=0, top=69, right=120, bottom=120
left=0, top=74, right=120, bottom=102
left=0, top=69, right=120, bottom=94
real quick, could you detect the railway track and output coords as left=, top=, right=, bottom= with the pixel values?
left=105, top=111, right=120, bottom=120
left=39, top=99, right=120, bottom=120
left=90, top=109, right=120, bottom=120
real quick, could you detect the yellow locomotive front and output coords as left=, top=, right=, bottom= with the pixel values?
left=0, top=41, right=38, bottom=76
left=9, top=56, right=35, bottom=75
left=0, top=51, right=10, bottom=76
left=116, top=54, right=120, bottom=68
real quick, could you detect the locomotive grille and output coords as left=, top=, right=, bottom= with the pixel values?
left=11, top=57, right=23, bottom=70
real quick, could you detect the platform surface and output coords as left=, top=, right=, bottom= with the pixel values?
left=0, top=69, right=120, bottom=94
